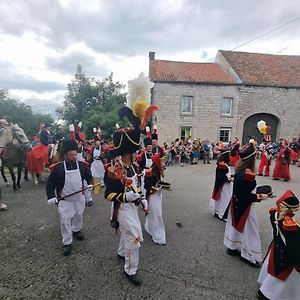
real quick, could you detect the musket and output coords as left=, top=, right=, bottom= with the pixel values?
left=57, top=182, right=102, bottom=202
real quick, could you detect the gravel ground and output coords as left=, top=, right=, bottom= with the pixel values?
left=0, top=161, right=300, bottom=300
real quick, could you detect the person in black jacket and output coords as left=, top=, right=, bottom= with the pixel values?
left=40, top=123, right=52, bottom=146
left=257, top=190, right=300, bottom=300
left=224, top=141, right=268, bottom=268
left=210, top=150, right=233, bottom=221
left=46, top=139, right=92, bottom=256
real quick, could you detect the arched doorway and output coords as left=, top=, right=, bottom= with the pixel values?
left=242, top=113, right=279, bottom=144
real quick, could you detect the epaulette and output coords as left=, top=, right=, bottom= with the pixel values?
left=49, top=162, right=61, bottom=173
left=107, top=163, right=125, bottom=181
left=244, top=168, right=256, bottom=181
left=269, top=207, right=278, bottom=214
left=217, top=161, right=227, bottom=170
left=283, top=216, right=298, bottom=232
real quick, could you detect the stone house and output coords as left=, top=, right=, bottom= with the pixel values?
left=149, top=50, right=300, bottom=144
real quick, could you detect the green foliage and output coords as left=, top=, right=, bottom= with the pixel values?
left=60, top=65, right=128, bottom=139
left=0, top=89, right=54, bottom=137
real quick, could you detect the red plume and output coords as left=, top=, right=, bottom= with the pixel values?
left=141, top=105, right=159, bottom=129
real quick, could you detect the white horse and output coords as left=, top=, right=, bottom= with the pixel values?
left=0, top=124, right=31, bottom=210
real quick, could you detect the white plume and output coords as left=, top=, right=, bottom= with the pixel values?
left=257, top=120, right=265, bottom=129
left=126, top=73, right=154, bottom=108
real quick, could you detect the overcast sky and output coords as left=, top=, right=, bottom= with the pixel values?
left=1, top=0, right=300, bottom=114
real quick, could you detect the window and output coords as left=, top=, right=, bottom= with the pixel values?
left=221, top=97, right=233, bottom=115
left=219, top=128, right=231, bottom=142
left=181, top=96, right=193, bottom=114
left=180, top=126, right=192, bottom=141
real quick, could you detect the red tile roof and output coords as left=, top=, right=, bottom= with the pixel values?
left=220, top=50, right=300, bottom=88
left=150, top=60, right=237, bottom=84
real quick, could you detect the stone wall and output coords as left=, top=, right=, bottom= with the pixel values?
left=151, top=82, right=300, bottom=144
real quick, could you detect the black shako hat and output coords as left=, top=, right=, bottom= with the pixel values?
left=109, top=107, right=141, bottom=158
left=62, top=139, right=78, bottom=154
left=144, top=137, right=152, bottom=147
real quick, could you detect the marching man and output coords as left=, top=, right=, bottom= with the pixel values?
left=91, top=127, right=105, bottom=188
left=151, top=125, right=166, bottom=159
left=69, top=123, right=93, bottom=206
left=46, top=139, right=93, bottom=256
left=104, top=113, right=148, bottom=286
left=104, top=73, right=158, bottom=286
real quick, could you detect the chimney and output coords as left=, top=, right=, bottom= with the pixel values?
left=149, top=52, right=155, bottom=61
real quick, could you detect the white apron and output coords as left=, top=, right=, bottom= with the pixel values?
left=91, top=147, right=105, bottom=180
left=141, top=152, right=153, bottom=195
left=77, top=147, right=84, bottom=162
left=118, top=169, right=143, bottom=276
left=224, top=203, right=262, bottom=263
left=210, top=165, right=233, bottom=219
left=58, top=161, right=85, bottom=220
left=145, top=189, right=166, bottom=245
left=258, top=253, right=300, bottom=300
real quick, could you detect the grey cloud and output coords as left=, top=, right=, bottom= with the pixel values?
left=45, top=51, right=109, bottom=77
left=1, top=0, right=300, bottom=57
left=22, top=95, right=64, bottom=118
left=0, top=77, right=65, bottom=92
left=0, top=60, right=65, bottom=91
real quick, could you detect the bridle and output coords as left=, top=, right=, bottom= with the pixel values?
left=0, top=126, right=30, bottom=152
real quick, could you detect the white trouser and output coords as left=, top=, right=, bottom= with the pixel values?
left=117, top=203, right=143, bottom=276
left=118, top=232, right=140, bottom=276
left=60, top=212, right=83, bottom=245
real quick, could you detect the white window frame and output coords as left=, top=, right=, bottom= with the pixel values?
left=221, top=97, right=233, bottom=116
left=219, top=127, right=231, bottom=143
left=181, top=96, right=193, bottom=115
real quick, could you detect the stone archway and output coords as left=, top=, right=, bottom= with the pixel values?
left=242, top=113, right=280, bottom=144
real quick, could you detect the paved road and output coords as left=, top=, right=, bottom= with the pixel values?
left=1, top=162, right=300, bottom=300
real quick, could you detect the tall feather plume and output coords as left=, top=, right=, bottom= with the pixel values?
left=126, top=73, right=155, bottom=128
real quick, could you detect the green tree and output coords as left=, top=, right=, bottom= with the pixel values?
left=0, top=89, right=54, bottom=137
left=60, top=66, right=128, bottom=139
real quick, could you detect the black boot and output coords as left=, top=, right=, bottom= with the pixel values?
left=257, top=289, right=270, bottom=300
left=117, top=254, right=125, bottom=261
left=63, top=244, right=72, bottom=256
left=226, top=248, right=240, bottom=256
left=240, top=256, right=260, bottom=268
left=125, top=272, right=142, bottom=286
left=73, top=230, right=84, bottom=241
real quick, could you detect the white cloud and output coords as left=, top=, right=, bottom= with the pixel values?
left=0, top=0, right=299, bottom=111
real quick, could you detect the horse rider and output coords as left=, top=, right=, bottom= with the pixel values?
left=0, top=118, right=9, bottom=129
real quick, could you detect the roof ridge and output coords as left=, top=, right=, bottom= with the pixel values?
left=220, top=49, right=300, bottom=58
left=152, top=59, right=216, bottom=65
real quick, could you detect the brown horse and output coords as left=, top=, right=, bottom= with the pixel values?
left=0, top=143, right=27, bottom=191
